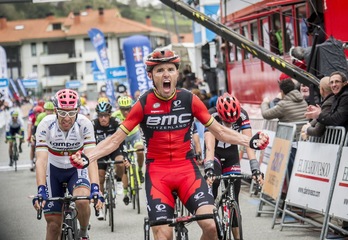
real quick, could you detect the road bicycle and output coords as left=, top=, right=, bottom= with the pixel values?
left=215, top=173, right=257, bottom=240
left=124, top=146, right=143, bottom=214
left=103, top=159, right=124, bottom=232
left=37, top=183, right=98, bottom=240
left=9, top=134, right=23, bottom=172
left=144, top=205, right=223, bottom=240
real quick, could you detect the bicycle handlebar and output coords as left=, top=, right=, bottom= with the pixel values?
left=149, top=213, right=214, bottom=227
left=215, top=174, right=262, bottom=195
left=125, top=148, right=144, bottom=153
left=215, top=174, right=253, bottom=181
left=36, top=195, right=99, bottom=219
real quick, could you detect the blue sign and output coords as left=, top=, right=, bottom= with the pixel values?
left=65, top=80, right=81, bottom=89
left=93, top=71, right=106, bottom=82
left=22, top=79, right=38, bottom=88
left=204, top=5, right=219, bottom=42
left=106, top=66, right=127, bottom=80
left=123, top=35, right=153, bottom=98
left=0, top=78, right=8, bottom=87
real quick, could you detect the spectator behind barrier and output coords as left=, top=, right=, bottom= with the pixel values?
left=301, top=76, right=334, bottom=140
left=261, top=78, right=307, bottom=179
left=305, top=71, right=348, bottom=129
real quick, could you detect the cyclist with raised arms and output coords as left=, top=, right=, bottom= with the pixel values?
left=92, top=101, right=126, bottom=220
left=71, top=48, right=269, bottom=240
left=5, top=110, right=25, bottom=167
left=32, top=89, right=102, bottom=240
left=204, top=93, right=264, bottom=239
left=112, top=96, right=145, bottom=186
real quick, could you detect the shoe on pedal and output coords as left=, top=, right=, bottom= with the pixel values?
left=139, top=170, right=144, bottom=183
left=123, top=195, right=130, bottom=206
left=97, top=210, right=105, bottom=220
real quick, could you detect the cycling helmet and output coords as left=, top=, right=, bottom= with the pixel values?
left=97, top=97, right=109, bottom=103
left=11, top=110, right=19, bottom=117
left=216, top=93, right=241, bottom=123
left=145, top=48, right=180, bottom=72
left=118, top=96, right=132, bottom=108
left=33, top=106, right=44, bottom=114
left=95, top=102, right=112, bottom=114
left=43, top=101, right=55, bottom=110
left=53, top=89, right=80, bottom=109
left=38, top=99, right=45, bottom=107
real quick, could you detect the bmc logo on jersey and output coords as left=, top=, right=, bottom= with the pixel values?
left=146, top=113, right=191, bottom=126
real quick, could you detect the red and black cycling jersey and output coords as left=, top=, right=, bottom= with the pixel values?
left=120, top=88, right=214, bottom=162
left=206, top=107, right=251, bottom=164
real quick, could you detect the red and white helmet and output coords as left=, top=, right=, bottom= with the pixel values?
left=145, top=48, right=180, bottom=72
left=53, top=89, right=80, bottom=109
left=216, top=93, right=241, bottom=123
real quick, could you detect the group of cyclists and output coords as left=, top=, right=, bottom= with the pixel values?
left=4, top=47, right=269, bottom=239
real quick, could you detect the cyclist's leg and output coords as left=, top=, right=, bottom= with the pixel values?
left=130, top=132, right=145, bottom=182
left=146, top=162, right=175, bottom=239
left=180, top=158, right=217, bottom=240
left=97, top=159, right=107, bottom=194
left=231, top=179, right=242, bottom=239
left=69, top=168, right=91, bottom=238
left=44, top=164, right=65, bottom=239
left=8, top=140, right=14, bottom=166
left=122, top=167, right=129, bottom=205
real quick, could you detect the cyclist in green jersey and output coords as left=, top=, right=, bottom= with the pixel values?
left=30, top=101, right=55, bottom=171
left=112, top=96, right=145, bottom=204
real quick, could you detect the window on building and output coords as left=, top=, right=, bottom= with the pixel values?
left=282, top=10, right=295, bottom=53
left=31, top=43, right=37, bottom=57
left=44, top=63, right=76, bottom=77
left=32, top=65, right=37, bottom=73
left=47, top=40, right=75, bottom=55
left=52, top=23, right=62, bottom=30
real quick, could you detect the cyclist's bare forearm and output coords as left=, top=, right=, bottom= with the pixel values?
left=87, top=128, right=127, bottom=164
left=208, top=121, right=250, bottom=147
left=35, top=151, right=48, bottom=186
left=84, top=147, right=99, bottom=185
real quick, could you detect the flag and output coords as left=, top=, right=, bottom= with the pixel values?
left=88, top=28, right=116, bottom=106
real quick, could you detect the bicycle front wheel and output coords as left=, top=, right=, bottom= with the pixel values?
left=229, top=201, right=243, bottom=240
left=106, top=176, right=115, bottom=232
left=12, top=141, right=18, bottom=172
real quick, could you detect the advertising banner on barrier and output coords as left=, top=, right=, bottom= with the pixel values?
left=329, top=147, right=348, bottom=220
left=263, top=138, right=291, bottom=199
left=286, top=141, right=338, bottom=212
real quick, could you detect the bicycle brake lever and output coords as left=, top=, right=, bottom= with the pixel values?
left=93, top=195, right=99, bottom=217
left=37, top=196, right=43, bottom=220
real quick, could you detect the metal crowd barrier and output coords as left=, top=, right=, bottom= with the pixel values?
left=256, top=122, right=297, bottom=229
left=279, top=126, right=346, bottom=240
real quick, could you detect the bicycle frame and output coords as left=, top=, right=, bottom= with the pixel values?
left=124, top=146, right=142, bottom=214
left=216, top=174, right=252, bottom=240
left=103, top=159, right=116, bottom=232
left=36, top=184, right=97, bottom=240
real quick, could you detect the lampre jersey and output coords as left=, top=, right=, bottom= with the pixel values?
left=35, top=114, right=96, bottom=169
left=120, top=88, right=214, bottom=162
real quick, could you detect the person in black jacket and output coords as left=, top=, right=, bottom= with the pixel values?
left=305, top=71, right=348, bottom=129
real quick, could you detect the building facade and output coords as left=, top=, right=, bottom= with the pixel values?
left=0, top=6, right=170, bottom=98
